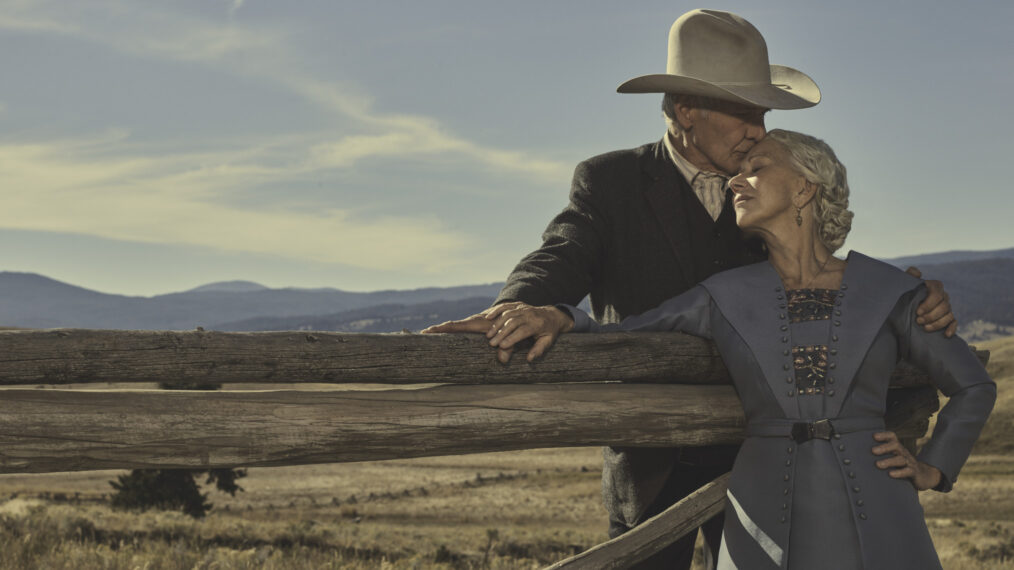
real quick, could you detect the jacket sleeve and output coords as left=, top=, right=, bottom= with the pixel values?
left=495, top=160, right=607, bottom=307
left=560, top=285, right=713, bottom=340
left=893, top=285, right=996, bottom=492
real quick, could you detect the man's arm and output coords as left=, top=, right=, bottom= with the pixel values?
left=424, top=161, right=609, bottom=346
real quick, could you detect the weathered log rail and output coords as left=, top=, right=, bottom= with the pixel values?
left=0, top=329, right=984, bottom=568
left=0, top=329, right=939, bottom=387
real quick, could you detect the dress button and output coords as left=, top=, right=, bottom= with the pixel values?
left=859, top=513, right=867, bottom=520
left=783, top=364, right=791, bottom=371
left=782, top=336, right=789, bottom=343
left=787, top=390, right=795, bottom=397
left=779, top=314, right=787, bottom=320
left=779, top=304, right=787, bottom=309
left=843, top=459, right=851, bottom=465
left=835, top=310, right=842, bottom=316
left=775, top=287, right=782, bottom=292
left=784, top=474, right=791, bottom=481
left=848, top=472, right=856, bottom=478
left=787, top=447, right=794, bottom=454
left=833, top=434, right=841, bottom=440
left=838, top=444, right=846, bottom=451
left=830, top=348, right=838, bottom=355
left=783, top=349, right=790, bottom=356
left=828, top=389, right=836, bottom=396
left=853, top=486, right=861, bottom=493
left=832, top=334, right=839, bottom=341
left=780, top=325, right=788, bottom=331
left=781, top=515, right=788, bottom=523
left=834, top=320, right=841, bottom=326
left=829, top=362, right=837, bottom=369
left=838, top=292, right=845, bottom=298
left=828, top=377, right=836, bottom=384
left=856, top=499, right=864, bottom=507
left=777, top=295, right=784, bottom=300
left=785, top=459, right=792, bottom=467
left=781, top=503, right=788, bottom=510
left=841, top=284, right=848, bottom=290
left=786, top=376, right=794, bottom=384
left=783, top=488, right=790, bottom=495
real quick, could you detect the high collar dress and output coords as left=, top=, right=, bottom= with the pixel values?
left=564, top=252, right=996, bottom=569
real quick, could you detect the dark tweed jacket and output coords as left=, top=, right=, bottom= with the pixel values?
left=495, top=139, right=764, bottom=527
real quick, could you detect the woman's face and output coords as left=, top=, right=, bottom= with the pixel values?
left=729, top=138, right=807, bottom=238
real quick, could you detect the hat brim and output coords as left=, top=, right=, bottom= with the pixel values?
left=617, top=65, right=820, bottom=110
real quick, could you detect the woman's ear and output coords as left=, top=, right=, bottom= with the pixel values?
left=796, top=179, right=819, bottom=208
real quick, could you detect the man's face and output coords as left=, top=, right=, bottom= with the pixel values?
left=684, top=102, right=768, bottom=176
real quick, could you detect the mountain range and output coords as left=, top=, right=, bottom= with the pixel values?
left=0, top=247, right=1010, bottom=337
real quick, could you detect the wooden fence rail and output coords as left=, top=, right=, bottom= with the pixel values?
left=0, top=329, right=940, bottom=387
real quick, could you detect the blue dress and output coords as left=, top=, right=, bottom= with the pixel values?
left=564, top=252, right=995, bottom=569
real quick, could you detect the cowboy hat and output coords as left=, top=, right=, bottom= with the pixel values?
left=618, top=9, right=820, bottom=110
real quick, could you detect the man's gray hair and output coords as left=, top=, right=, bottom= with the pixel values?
left=764, top=129, right=854, bottom=252
left=661, top=93, right=713, bottom=135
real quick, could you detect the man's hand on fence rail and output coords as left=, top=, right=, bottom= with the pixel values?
left=422, top=302, right=575, bottom=363
left=484, top=303, right=574, bottom=363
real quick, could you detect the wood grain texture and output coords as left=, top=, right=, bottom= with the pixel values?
left=0, top=383, right=936, bottom=475
left=0, top=329, right=724, bottom=386
left=547, top=473, right=730, bottom=569
left=0, top=329, right=987, bottom=386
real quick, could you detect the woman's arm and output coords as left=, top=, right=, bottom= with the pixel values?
left=485, top=285, right=714, bottom=362
left=875, top=285, right=996, bottom=491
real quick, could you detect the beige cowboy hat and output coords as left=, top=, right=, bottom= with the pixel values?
left=618, top=9, right=820, bottom=110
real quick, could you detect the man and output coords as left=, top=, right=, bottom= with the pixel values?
left=425, top=9, right=955, bottom=569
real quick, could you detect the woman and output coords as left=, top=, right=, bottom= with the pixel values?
left=475, top=130, right=995, bottom=569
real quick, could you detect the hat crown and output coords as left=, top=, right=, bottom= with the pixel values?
left=666, top=9, right=772, bottom=85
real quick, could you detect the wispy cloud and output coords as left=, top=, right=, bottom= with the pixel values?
left=0, top=0, right=571, bottom=275
left=0, top=133, right=471, bottom=273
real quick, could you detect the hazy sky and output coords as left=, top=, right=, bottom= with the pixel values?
left=2, top=0, right=1011, bottom=296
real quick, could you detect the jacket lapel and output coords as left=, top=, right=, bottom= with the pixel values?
left=700, top=261, right=800, bottom=418
left=640, top=140, right=696, bottom=290
left=824, top=252, right=923, bottom=417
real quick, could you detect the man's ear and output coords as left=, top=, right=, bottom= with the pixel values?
left=673, top=101, right=695, bottom=132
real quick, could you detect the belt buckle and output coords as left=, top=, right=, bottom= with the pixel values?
left=812, top=419, right=834, bottom=440
left=791, top=419, right=835, bottom=443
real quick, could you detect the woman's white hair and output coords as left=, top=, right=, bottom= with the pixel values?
left=764, top=129, right=854, bottom=252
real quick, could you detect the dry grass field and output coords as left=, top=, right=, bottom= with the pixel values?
left=0, top=335, right=1012, bottom=569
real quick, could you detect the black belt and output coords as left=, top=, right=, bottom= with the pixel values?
left=745, top=417, right=885, bottom=443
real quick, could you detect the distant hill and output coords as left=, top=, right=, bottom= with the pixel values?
left=0, top=271, right=503, bottom=330
left=184, top=280, right=270, bottom=293
left=0, top=246, right=1010, bottom=333
left=883, top=247, right=1014, bottom=269
left=214, top=297, right=498, bottom=333
left=910, top=258, right=1014, bottom=331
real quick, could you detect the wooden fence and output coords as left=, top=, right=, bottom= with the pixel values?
left=0, top=329, right=973, bottom=568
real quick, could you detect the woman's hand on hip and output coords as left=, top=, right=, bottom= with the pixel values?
left=871, top=431, right=942, bottom=491
left=484, top=302, right=575, bottom=363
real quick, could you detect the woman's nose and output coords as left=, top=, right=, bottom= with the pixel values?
left=729, top=173, right=747, bottom=193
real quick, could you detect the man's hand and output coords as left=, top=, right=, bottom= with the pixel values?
left=872, top=431, right=942, bottom=491
left=906, top=267, right=957, bottom=337
left=484, top=302, right=575, bottom=364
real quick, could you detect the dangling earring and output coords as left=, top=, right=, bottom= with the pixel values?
left=795, top=206, right=803, bottom=227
